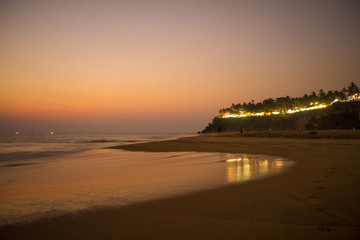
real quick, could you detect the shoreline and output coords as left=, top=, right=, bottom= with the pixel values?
left=1, top=134, right=360, bottom=239
left=198, top=130, right=360, bottom=139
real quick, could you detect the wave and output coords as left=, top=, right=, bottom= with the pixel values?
left=0, top=151, right=79, bottom=162
left=80, top=139, right=140, bottom=143
left=0, top=133, right=190, bottom=162
left=2, top=163, right=38, bottom=168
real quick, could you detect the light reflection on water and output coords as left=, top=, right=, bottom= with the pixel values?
left=225, top=154, right=289, bottom=183
left=0, top=150, right=293, bottom=225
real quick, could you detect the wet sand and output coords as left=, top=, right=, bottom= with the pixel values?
left=1, top=132, right=360, bottom=239
left=0, top=150, right=289, bottom=225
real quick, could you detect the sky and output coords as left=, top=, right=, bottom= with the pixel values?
left=1, top=0, right=359, bottom=133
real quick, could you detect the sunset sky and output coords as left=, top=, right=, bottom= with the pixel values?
left=1, top=0, right=359, bottom=133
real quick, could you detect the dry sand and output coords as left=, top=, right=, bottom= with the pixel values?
left=1, top=132, right=360, bottom=239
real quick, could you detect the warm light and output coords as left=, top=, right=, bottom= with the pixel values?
left=226, top=158, right=242, bottom=162
left=225, top=155, right=287, bottom=183
left=219, top=96, right=358, bottom=119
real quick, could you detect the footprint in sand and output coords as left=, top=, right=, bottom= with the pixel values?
left=317, top=226, right=331, bottom=232
left=309, top=194, right=318, bottom=199
left=315, top=205, right=327, bottom=212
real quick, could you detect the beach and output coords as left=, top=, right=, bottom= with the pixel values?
left=1, top=131, right=360, bottom=239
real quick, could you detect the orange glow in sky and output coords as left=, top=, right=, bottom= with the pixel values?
left=1, top=0, right=359, bottom=133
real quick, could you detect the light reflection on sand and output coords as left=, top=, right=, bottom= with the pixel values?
left=0, top=150, right=293, bottom=224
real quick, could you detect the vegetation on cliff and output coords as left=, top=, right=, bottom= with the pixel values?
left=201, top=82, right=360, bottom=133
left=219, top=82, right=359, bottom=115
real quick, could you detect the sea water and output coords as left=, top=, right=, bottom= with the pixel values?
left=0, top=133, right=293, bottom=225
left=0, top=133, right=190, bottom=157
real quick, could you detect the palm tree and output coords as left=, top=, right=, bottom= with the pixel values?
left=318, top=89, right=326, bottom=102
left=346, top=82, right=359, bottom=96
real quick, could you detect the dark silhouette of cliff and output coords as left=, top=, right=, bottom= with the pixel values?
left=201, top=102, right=360, bottom=133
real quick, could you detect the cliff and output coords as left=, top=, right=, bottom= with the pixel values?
left=201, top=102, right=360, bottom=133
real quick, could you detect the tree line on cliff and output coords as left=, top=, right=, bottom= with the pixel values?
left=219, top=82, right=359, bottom=115
left=201, top=82, right=360, bottom=133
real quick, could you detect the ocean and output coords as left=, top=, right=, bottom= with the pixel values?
left=0, top=133, right=191, bottom=158
left=0, top=133, right=292, bottom=225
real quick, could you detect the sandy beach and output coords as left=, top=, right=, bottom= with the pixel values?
left=1, top=131, right=360, bottom=239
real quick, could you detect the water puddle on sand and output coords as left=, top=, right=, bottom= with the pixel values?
left=0, top=149, right=294, bottom=225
